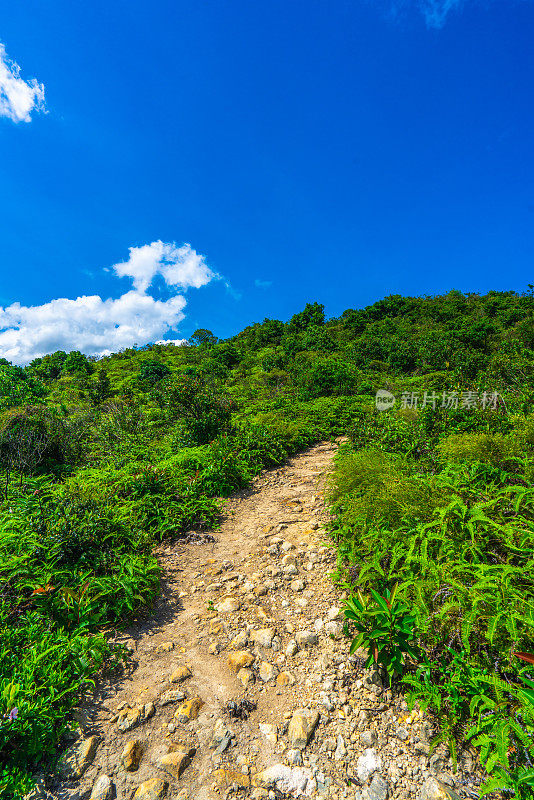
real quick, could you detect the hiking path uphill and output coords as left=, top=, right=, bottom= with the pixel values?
left=44, top=442, right=478, bottom=800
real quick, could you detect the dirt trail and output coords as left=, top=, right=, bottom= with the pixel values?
left=48, top=442, right=478, bottom=800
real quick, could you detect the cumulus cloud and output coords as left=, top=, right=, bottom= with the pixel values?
left=112, top=241, right=216, bottom=292
left=0, top=241, right=217, bottom=364
left=0, top=43, right=45, bottom=122
left=255, top=279, right=272, bottom=289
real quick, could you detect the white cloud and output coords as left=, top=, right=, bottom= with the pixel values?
left=255, top=279, right=272, bottom=289
left=112, top=241, right=216, bottom=292
left=0, top=241, right=218, bottom=364
left=0, top=43, right=45, bottom=123
left=418, top=0, right=464, bottom=28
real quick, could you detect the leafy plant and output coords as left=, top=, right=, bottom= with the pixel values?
left=343, top=584, right=418, bottom=678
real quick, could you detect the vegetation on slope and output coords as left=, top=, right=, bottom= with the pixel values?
left=0, top=288, right=533, bottom=796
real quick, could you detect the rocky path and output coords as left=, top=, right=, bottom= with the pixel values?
left=42, top=442, right=479, bottom=800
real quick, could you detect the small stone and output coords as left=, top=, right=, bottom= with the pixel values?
left=276, top=671, right=295, bottom=686
left=170, top=665, right=192, bottom=683
left=210, top=719, right=234, bottom=752
left=121, top=740, right=143, bottom=771
left=286, top=749, right=303, bottom=766
left=133, top=779, right=168, bottom=800
left=259, top=723, right=278, bottom=744
left=327, top=606, right=342, bottom=620
left=228, top=650, right=255, bottom=672
left=334, top=735, right=347, bottom=761
left=238, top=667, right=254, bottom=687
left=252, top=764, right=311, bottom=794
left=287, top=709, right=320, bottom=749
left=360, top=730, right=376, bottom=748
left=252, top=627, right=276, bottom=648
left=159, top=689, right=186, bottom=706
left=259, top=661, right=279, bottom=682
left=419, top=778, right=456, bottom=800
left=356, top=749, right=381, bottom=784
left=368, top=774, right=388, bottom=800
left=254, top=585, right=268, bottom=597
left=117, top=704, right=155, bottom=733
left=230, top=630, right=249, bottom=649
left=324, top=621, right=342, bottom=638
left=58, top=735, right=100, bottom=778
left=295, top=630, right=318, bottom=648
left=396, top=726, right=409, bottom=741
left=90, top=775, right=113, bottom=800
left=281, top=541, right=296, bottom=552
left=290, top=579, right=306, bottom=592
left=156, top=642, right=174, bottom=653
left=212, top=768, right=251, bottom=788
left=175, top=697, right=203, bottom=722
left=285, top=640, right=298, bottom=657
left=216, top=597, right=241, bottom=613
left=158, top=748, right=195, bottom=779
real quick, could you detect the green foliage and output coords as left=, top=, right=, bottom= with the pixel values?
left=344, top=585, right=418, bottom=678
left=63, top=351, right=93, bottom=376
left=137, top=358, right=171, bottom=387
left=2, top=287, right=534, bottom=795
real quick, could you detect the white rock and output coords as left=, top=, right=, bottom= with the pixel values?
left=357, top=749, right=382, bottom=784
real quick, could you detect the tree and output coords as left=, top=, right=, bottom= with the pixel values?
left=288, top=302, right=325, bottom=333
left=189, top=329, right=218, bottom=347
left=138, top=359, right=171, bottom=387
left=0, top=364, right=47, bottom=410
left=64, top=351, right=93, bottom=375
left=88, top=369, right=112, bottom=405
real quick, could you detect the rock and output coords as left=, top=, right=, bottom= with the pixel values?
left=175, top=697, right=203, bottom=722
left=159, top=689, right=186, bottom=706
left=295, top=630, right=318, bottom=647
left=286, top=749, right=303, bottom=766
left=356, top=749, right=381, bottom=784
left=228, top=650, right=255, bottom=672
left=281, top=554, right=296, bottom=565
left=23, top=778, right=53, bottom=800
left=313, top=618, right=324, bottom=631
left=90, top=775, right=113, bottom=800
left=216, top=597, right=241, bottom=613
left=158, top=748, right=195, bottom=779
left=290, top=579, right=306, bottom=592
left=210, top=719, right=235, bottom=753
left=252, top=627, right=276, bottom=648
left=156, top=641, right=174, bottom=653
left=230, top=630, right=249, bottom=649
left=212, top=768, right=251, bottom=788
left=287, top=709, right=320, bottom=749
left=259, top=723, right=278, bottom=744
left=58, top=735, right=100, bottom=778
left=238, top=667, right=254, bottom=687
left=395, top=726, right=409, bottom=741
left=334, top=735, right=347, bottom=760
left=259, top=661, right=278, bottom=681
left=368, top=774, right=388, bottom=800
left=170, top=665, right=192, bottom=683
left=133, top=779, right=168, bottom=800
left=281, top=541, right=296, bottom=552
left=324, top=621, right=342, bottom=638
left=254, top=585, right=268, bottom=597
left=117, top=703, right=155, bottom=732
left=360, top=730, right=376, bottom=748
left=419, top=778, right=457, bottom=800
left=252, top=764, right=311, bottom=795
left=283, top=564, right=298, bottom=576
left=276, top=671, right=295, bottom=686
left=327, top=606, right=342, bottom=620
left=121, top=739, right=143, bottom=771
left=286, top=640, right=298, bottom=657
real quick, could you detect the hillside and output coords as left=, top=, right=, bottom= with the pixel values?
left=1, top=288, right=534, bottom=799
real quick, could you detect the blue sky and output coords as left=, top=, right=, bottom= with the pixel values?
left=0, top=0, right=533, bottom=362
